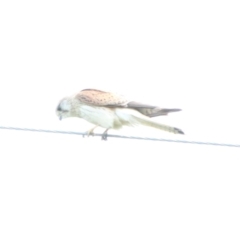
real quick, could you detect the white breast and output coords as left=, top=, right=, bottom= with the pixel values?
left=79, top=105, right=121, bottom=129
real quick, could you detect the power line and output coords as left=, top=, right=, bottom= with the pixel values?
left=0, top=125, right=239, bottom=148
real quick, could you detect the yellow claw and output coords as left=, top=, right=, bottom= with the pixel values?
left=83, top=126, right=98, bottom=137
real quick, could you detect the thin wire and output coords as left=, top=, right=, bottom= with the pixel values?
left=0, top=125, right=239, bottom=148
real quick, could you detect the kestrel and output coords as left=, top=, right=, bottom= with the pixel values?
left=56, top=89, right=184, bottom=140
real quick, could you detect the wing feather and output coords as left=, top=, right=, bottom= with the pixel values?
left=76, top=89, right=129, bottom=106
left=75, top=89, right=181, bottom=117
left=127, top=101, right=181, bottom=117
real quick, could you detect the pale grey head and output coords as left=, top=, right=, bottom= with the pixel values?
left=56, top=98, right=73, bottom=120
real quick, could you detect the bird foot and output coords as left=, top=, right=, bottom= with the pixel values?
left=83, top=131, right=94, bottom=138
left=101, top=133, right=108, bottom=141
left=82, top=126, right=97, bottom=138
left=101, top=129, right=109, bottom=141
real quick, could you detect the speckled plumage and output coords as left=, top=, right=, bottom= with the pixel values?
left=76, top=89, right=128, bottom=106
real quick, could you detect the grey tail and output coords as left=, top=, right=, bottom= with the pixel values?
left=130, top=115, right=184, bottom=135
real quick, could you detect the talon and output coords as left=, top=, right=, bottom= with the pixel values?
left=83, top=126, right=98, bottom=138
left=101, top=128, right=109, bottom=141
left=101, top=135, right=107, bottom=141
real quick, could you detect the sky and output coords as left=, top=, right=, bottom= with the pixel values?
left=0, top=0, right=240, bottom=239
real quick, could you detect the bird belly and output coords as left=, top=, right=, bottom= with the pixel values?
left=79, top=105, right=122, bottom=129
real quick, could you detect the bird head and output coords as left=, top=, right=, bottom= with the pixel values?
left=56, top=98, right=73, bottom=120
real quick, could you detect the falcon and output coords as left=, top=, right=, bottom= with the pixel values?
left=56, top=89, right=184, bottom=140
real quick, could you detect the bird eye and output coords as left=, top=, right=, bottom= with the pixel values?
left=56, top=105, right=62, bottom=111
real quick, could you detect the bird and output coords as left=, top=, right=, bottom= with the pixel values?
left=56, top=88, right=184, bottom=140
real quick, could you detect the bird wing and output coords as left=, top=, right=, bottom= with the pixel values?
left=76, top=89, right=129, bottom=106
left=127, top=101, right=181, bottom=117
left=76, top=89, right=181, bottom=117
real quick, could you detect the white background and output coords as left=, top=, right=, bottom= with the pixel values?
left=0, top=0, right=240, bottom=239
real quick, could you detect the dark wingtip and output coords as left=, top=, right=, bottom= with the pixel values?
left=175, top=128, right=184, bottom=134
left=168, top=108, right=182, bottom=112
left=147, top=108, right=182, bottom=118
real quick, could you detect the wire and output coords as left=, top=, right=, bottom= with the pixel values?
left=0, top=125, right=239, bottom=148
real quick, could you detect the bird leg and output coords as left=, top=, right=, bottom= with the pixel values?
left=83, top=126, right=98, bottom=137
left=101, top=128, right=109, bottom=141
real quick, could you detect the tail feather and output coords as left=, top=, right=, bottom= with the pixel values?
left=131, top=115, right=184, bottom=135
left=115, top=108, right=184, bottom=135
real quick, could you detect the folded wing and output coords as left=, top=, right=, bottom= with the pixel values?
left=76, top=89, right=128, bottom=106
left=76, top=89, right=181, bottom=118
